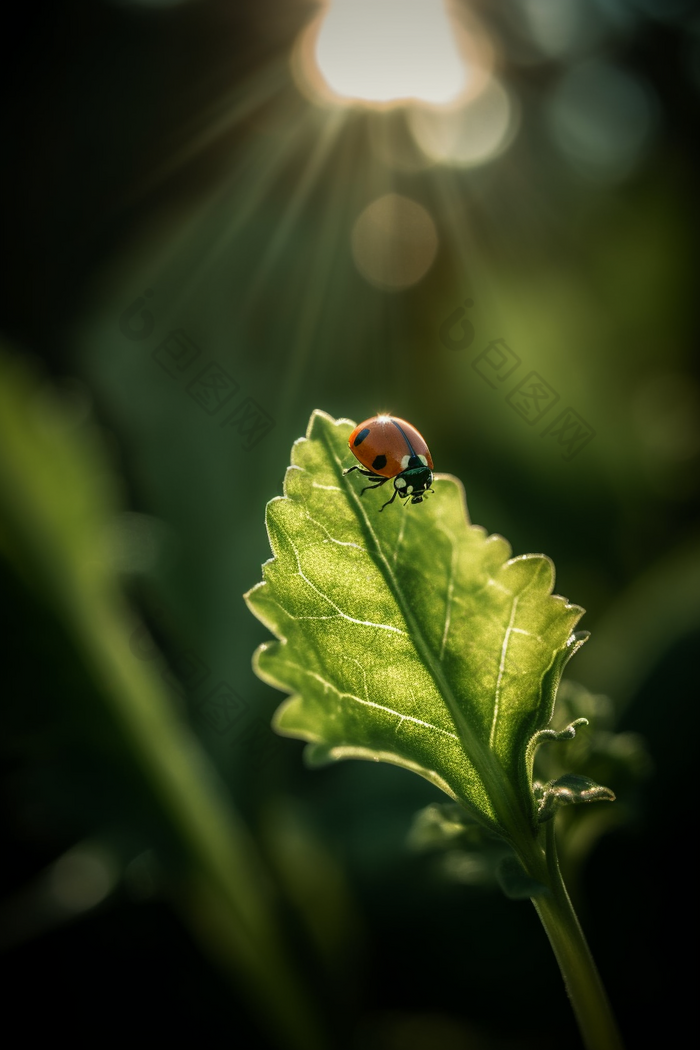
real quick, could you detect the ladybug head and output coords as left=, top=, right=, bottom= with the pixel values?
left=394, top=465, right=434, bottom=504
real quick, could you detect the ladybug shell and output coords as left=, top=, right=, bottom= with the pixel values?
left=348, top=415, right=433, bottom=479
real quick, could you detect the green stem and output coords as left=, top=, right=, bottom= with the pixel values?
left=525, top=820, right=624, bottom=1050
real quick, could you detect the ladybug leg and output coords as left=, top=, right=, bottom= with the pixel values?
left=343, top=466, right=379, bottom=478
left=379, top=487, right=400, bottom=511
left=360, top=476, right=390, bottom=496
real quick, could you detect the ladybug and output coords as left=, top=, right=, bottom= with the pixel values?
left=344, top=415, right=434, bottom=511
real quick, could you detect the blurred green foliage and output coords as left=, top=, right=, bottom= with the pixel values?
left=0, top=347, right=331, bottom=1049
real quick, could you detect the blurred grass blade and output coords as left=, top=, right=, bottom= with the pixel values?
left=246, top=409, right=584, bottom=842
left=0, top=347, right=325, bottom=1050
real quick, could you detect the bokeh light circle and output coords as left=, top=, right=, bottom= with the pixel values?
left=408, top=76, right=518, bottom=167
left=547, top=59, right=657, bottom=182
left=351, top=194, right=439, bottom=290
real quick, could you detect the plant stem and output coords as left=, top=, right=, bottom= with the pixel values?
left=526, top=820, right=624, bottom=1050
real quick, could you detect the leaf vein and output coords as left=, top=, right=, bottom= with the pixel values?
left=439, top=526, right=458, bottom=661
left=392, top=513, right=407, bottom=568
left=279, top=522, right=407, bottom=635
left=285, top=663, right=458, bottom=741
left=304, top=510, right=367, bottom=551
left=489, top=595, right=520, bottom=748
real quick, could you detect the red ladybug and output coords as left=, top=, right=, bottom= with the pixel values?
left=344, top=415, right=434, bottom=511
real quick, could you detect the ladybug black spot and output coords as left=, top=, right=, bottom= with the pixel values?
left=372, top=454, right=387, bottom=471
left=353, top=428, right=371, bottom=447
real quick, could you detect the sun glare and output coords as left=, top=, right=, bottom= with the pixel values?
left=307, top=0, right=469, bottom=108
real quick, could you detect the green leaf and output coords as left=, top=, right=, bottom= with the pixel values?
left=535, top=774, right=616, bottom=824
left=246, top=410, right=585, bottom=843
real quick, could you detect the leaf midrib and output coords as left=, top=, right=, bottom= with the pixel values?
left=320, top=422, right=530, bottom=837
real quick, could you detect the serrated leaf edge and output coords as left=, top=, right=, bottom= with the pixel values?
left=245, top=411, right=586, bottom=841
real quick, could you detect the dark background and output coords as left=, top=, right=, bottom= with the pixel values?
left=1, top=1, right=698, bottom=1047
